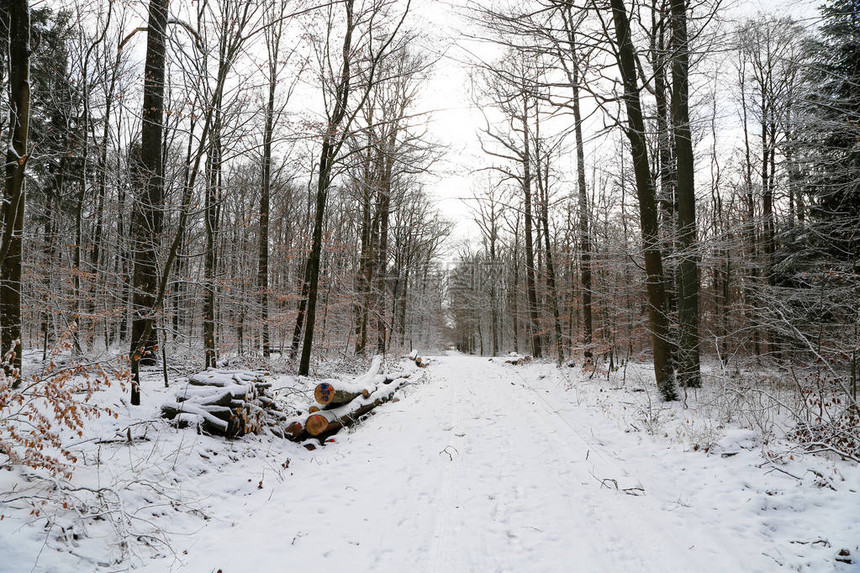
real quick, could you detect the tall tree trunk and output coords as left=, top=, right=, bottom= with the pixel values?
left=489, top=229, right=499, bottom=357
left=117, top=147, right=128, bottom=345
left=1, top=0, right=29, bottom=387
left=74, top=81, right=90, bottom=355
left=522, top=100, right=542, bottom=359
left=609, top=0, right=677, bottom=400
left=42, top=184, right=58, bottom=359
left=204, top=113, right=221, bottom=369
left=298, top=152, right=331, bottom=374
left=536, top=142, right=564, bottom=365
left=670, top=0, right=701, bottom=387
left=299, top=0, right=355, bottom=375
left=259, top=92, right=272, bottom=357
left=259, top=9, right=283, bottom=359
left=173, top=115, right=196, bottom=341
left=761, top=95, right=775, bottom=289
left=571, top=55, right=593, bottom=362
left=511, top=216, right=521, bottom=354
left=73, top=176, right=85, bottom=354
left=739, top=59, right=761, bottom=357
left=129, top=0, right=168, bottom=404
left=354, top=125, right=374, bottom=356
left=652, top=1, right=678, bottom=327
left=374, top=145, right=393, bottom=354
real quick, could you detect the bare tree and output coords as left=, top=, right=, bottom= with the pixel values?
left=670, top=0, right=700, bottom=387
left=295, top=0, right=411, bottom=374
left=603, top=0, right=677, bottom=399
left=258, top=0, right=292, bottom=359
left=475, top=53, right=545, bottom=358
left=1, top=0, right=30, bottom=386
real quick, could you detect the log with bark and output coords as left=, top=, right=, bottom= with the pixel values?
left=286, top=357, right=418, bottom=442
left=284, top=420, right=307, bottom=441
left=161, top=369, right=273, bottom=437
left=313, top=372, right=409, bottom=407
left=504, top=354, right=532, bottom=366
left=313, top=379, right=371, bottom=407
left=163, top=360, right=416, bottom=442
left=188, top=369, right=268, bottom=387
left=305, top=377, right=407, bottom=437
left=407, top=349, right=430, bottom=367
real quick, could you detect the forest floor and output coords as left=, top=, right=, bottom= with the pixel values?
left=1, top=352, right=858, bottom=572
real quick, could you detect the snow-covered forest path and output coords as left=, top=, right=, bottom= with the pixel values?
left=159, top=353, right=837, bottom=573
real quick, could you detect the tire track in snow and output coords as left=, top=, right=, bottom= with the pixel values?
left=465, top=356, right=760, bottom=573
left=423, top=354, right=757, bottom=573
left=424, top=355, right=618, bottom=572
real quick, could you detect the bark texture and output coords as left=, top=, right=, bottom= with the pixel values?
left=610, top=0, right=677, bottom=400
left=1, top=0, right=30, bottom=386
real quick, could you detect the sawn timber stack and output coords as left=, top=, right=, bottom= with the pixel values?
left=286, top=355, right=417, bottom=442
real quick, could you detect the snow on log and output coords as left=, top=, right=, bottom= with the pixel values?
left=313, top=380, right=371, bottom=407
left=504, top=353, right=532, bottom=366
left=188, top=369, right=267, bottom=387
left=313, top=356, right=404, bottom=407
left=173, top=413, right=203, bottom=429
left=162, top=402, right=229, bottom=434
left=162, top=369, right=273, bottom=437
left=350, top=355, right=384, bottom=387
left=305, top=377, right=407, bottom=437
left=175, top=385, right=253, bottom=407
left=285, top=420, right=307, bottom=440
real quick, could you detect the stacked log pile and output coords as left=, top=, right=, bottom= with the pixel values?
left=504, top=353, right=533, bottom=366
left=161, top=370, right=280, bottom=437
left=285, top=356, right=415, bottom=442
left=408, top=349, right=430, bottom=368
left=161, top=357, right=419, bottom=442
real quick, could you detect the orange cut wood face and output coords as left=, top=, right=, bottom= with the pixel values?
left=315, top=383, right=335, bottom=405
left=306, top=413, right=329, bottom=436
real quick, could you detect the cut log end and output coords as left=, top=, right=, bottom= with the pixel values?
left=314, top=382, right=335, bottom=406
left=306, top=413, right=332, bottom=437
left=314, top=382, right=370, bottom=407
left=309, top=405, right=320, bottom=414
left=285, top=421, right=304, bottom=439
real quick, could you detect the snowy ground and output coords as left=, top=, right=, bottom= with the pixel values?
left=1, top=352, right=858, bottom=572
